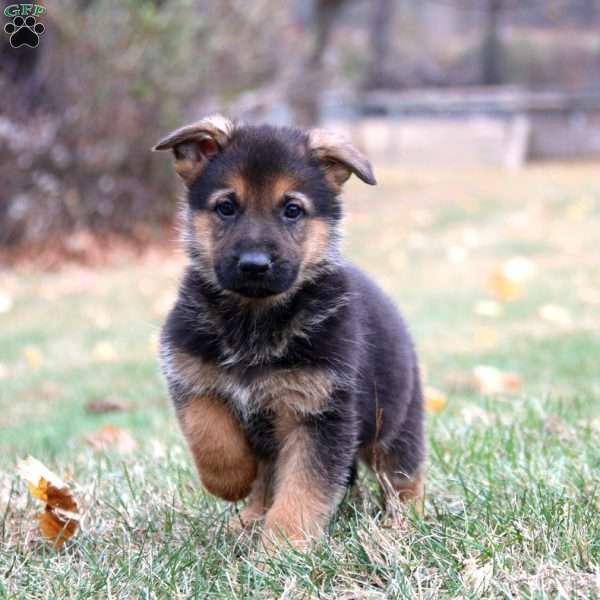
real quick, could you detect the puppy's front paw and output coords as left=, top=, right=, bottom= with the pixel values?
left=261, top=507, right=321, bottom=553
left=229, top=504, right=265, bottom=533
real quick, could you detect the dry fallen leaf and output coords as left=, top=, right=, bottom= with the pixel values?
left=463, top=557, right=493, bottom=593
left=488, top=257, right=536, bottom=302
left=38, top=509, right=78, bottom=546
left=472, top=365, right=522, bottom=395
left=85, top=397, right=128, bottom=414
left=86, top=425, right=138, bottom=453
left=17, top=457, right=79, bottom=548
left=538, top=304, right=573, bottom=327
left=23, top=346, right=43, bottom=369
left=474, top=300, right=502, bottom=318
left=91, top=341, right=117, bottom=362
left=424, top=386, right=448, bottom=414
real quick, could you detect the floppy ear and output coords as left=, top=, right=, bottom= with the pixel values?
left=308, top=129, right=376, bottom=191
left=153, top=114, right=235, bottom=186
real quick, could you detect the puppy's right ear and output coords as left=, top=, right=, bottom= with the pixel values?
left=153, top=114, right=235, bottom=187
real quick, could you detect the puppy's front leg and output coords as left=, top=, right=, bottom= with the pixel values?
left=179, top=396, right=257, bottom=502
left=263, top=412, right=353, bottom=550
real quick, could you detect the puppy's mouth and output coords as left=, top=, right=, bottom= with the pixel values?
left=231, top=283, right=282, bottom=298
left=215, top=262, right=299, bottom=299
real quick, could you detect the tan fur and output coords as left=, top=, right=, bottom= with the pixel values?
left=224, top=175, right=248, bottom=208
left=302, top=219, right=330, bottom=271
left=263, top=417, right=330, bottom=548
left=171, top=350, right=331, bottom=415
left=255, top=369, right=331, bottom=414
left=192, top=212, right=214, bottom=259
left=179, top=396, right=257, bottom=501
left=270, top=175, right=299, bottom=209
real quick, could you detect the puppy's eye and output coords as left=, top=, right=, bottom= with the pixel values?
left=282, top=202, right=304, bottom=221
left=215, top=198, right=237, bottom=219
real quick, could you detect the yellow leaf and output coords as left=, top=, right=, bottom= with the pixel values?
left=23, top=346, right=43, bottom=369
left=472, top=365, right=522, bottom=395
left=424, top=386, right=447, bottom=413
left=488, top=257, right=536, bottom=302
left=18, top=457, right=78, bottom=512
left=488, top=270, right=523, bottom=302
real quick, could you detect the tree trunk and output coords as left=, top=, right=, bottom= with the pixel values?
left=364, top=0, right=395, bottom=89
left=482, top=0, right=503, bottom=85
left=288, top=0, right=348, bottom=127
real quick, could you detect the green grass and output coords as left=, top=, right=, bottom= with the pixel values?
left=1, top=164, right=599, bottom=598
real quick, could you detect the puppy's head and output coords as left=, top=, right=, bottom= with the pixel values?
left=154, top=115, right=376, bottom=299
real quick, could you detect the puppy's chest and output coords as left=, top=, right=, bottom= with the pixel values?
left=168, top=350, right=333, bottom=416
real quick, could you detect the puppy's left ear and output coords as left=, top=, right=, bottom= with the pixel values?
left=153, top=114, right=235, bottom=187
left=308, top=129, right=376, bottom=191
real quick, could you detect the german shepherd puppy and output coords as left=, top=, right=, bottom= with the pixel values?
left=154, top=115, right=424, bottom=548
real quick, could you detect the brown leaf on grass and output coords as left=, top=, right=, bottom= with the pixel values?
left=85, top=397, right=128, bottom=414
left=424, top=386, right=447, bottom=414
left=38, top=509, right=79, bottom=548
left=17, top=457, right=80, bottom=548
left=472, top=365, right=522, bottom=395
left=86, top=425, right=138, bottom=453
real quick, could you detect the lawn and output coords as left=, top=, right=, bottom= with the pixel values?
left=1, top=164, right=599, bottom=599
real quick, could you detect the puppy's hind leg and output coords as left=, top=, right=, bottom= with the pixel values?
left=364, top=394, right=425, bottom=517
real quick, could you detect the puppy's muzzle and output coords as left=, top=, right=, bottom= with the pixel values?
left=237, top=251, right=272, bottom=279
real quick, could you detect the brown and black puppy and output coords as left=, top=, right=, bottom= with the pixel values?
left=154, top=115, right=425, bottom=548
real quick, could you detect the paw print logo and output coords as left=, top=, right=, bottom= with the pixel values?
left=4, top=15, right=45, bottom=48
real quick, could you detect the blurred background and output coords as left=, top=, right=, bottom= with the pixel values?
left=2, top=0, right=600, bottom=259
left=1, top=4, right=600, bottom=593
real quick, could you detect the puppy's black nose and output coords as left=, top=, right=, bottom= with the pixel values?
left=238, top=251, right=272, bottom=276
